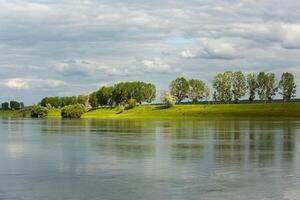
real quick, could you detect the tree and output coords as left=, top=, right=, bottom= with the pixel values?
left=257, top=72, right=277, bottom=102
left=61, top=104, right=86, bottom=118
left=279, top=72, right=297, bottom=102
left=31, top=106, right=48, bottom=118
left=266, top=73, right=277, bottom=101
left=97, top=86, right=114, bottom=106
left=257, top=72, right=268, bottom=101
left=169, top=77, right=189, bottom=103
left=212, top=71, right=233, bottom=103
left=77, top=95, right=89, bottom=106
left=232, top=72, right=246, bottom=103
left=142, top=83, right=156, bottom=103
left=89, top=92, right=98, bottom=108
left=161, top=92, right=176, bottom=108
left=188, top=79, right=207, bottom=103
left=247, top=73, right=257, bottom=102
left=1, top=102, right=9, bottom=110
left=10, top=101, right=20, bottom=110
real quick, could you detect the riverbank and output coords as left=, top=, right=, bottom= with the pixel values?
left=2, top=103, right=300, bottom=119
left=81, top=103, right=300, bottom=119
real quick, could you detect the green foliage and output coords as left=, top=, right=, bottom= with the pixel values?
left=212, top=71, right=234, bottom=103
left=279, top=72, right=297, bottom=102
left=188, top=79, right=209, bottom=103
left=77, top=95, right=89, bottom=106
left=169, top=77, right=189, bottom=103
left=247, top=73, right=257, bottom=102
left=111, top=82, right=156, bottom=105
left=1, top=102, right=10, bottom=110
left=31, top=106, right=48, bottom=118
left=10, top=101, right=21, bottom=110
left=116, top=105, right=125, bottom=114
left=97, top=86, right=114, bottom=106
left=127, top=98, right=137, bottom=109
left=89, top=92, right=98, bottom=108
left=232, top=72, right=246, bottom=103
left=257, top=72, right=277, bottom=102
left=161, top=92, right=176, bottom=108
left=61, top=104, right=86, bottom=118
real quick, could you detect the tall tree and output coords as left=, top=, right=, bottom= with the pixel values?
left=266, top=73, right=277, bottom=101
left=89, top=92, right=98, bottom=108
left=169, top=77, right=189, bottom=103
left=188, top=79, right=207, bottom=103
left=232, top=72, right=246, bottom=103
left=279, top=72, right=297, bottom=102
left=257, top=72, right=268, bottom=102
left=247, top=73, right=257, bottom=102
left=1, top=102, right=9, bottom=110
left=97, top=86, right=114, bottom=106
left=212, top=71, right=233, bottom=103
left=10, top=101, right=20, bottom=110
left=257, top=72, right=277, bottom=102
left=77, top=95, right=89, bottom=106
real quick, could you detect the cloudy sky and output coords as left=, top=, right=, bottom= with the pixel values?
left=1, top=0, right=300, bottom=104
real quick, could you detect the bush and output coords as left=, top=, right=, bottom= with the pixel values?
left=31, top=106, right=49, bottom=118
left=61, top=104, right=86, bottom=118
left=116, top=105, right=125, bottom=114
left=161, top=92, right=176, bottom=108
left=127, top=98, right=137, bottom=109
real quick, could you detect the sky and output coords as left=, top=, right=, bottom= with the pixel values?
left=1, top=0, right=300, bottom=105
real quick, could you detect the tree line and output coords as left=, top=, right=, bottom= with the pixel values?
left=38, top=71, right=297, bottom=109
left=169, top=72, right=297, bottom=104
left=40, top=81, right=156, bottom=109
left=0, top=101, right=25, bottom=110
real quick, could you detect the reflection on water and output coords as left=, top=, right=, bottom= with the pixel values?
left=1, top=118, right=300, bottom=200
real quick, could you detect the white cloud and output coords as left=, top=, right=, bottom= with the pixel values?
left=280, top=24, right=300, bottom=49
left=142, top=59, right=171, bottom=72
left=4, top=78, right=30, bottom=90
left=181, top=50, right=197, bottom=58
left=3, top=78, right=63, bottom=90
left=181, top=39, right=240, bottom=60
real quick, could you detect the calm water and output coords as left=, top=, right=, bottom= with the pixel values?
left=1, top=118, right=300, bottom=200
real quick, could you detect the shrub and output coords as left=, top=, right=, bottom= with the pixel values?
left=161, top=92, right=176, bottom=108
left=61, top=104, right=86, bottom=118
left=31, top=106, right=49, bottom=118
left=116, top=105, right=125, bottom=114
left=127, top=98, right=137, bottom=109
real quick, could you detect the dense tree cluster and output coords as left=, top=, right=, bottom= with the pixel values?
left=39, top=81, right=156, bottom=109
left=212, top=71, right=296, bottom=103
left=89, top=81, right=156, bottom=108
left=169, top=77, right=210, bottom=103
left=40, top=95, right=89, bottom=108
left=0, top=101, right=24, bottom=110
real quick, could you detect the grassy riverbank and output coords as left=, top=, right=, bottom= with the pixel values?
left=80, top=103, right=300, bottom=119
left=2, top=103, right=300, bottom=119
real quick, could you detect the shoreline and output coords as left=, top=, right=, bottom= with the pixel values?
left=1, top=103, right=300, bottom=119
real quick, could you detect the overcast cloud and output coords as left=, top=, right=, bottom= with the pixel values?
left=1, top=0, right=300, bottom=104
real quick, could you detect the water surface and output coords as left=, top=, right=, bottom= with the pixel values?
left=1, top=118, right=300, bottom=200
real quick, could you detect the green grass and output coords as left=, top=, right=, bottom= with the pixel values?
left=47, top=108, right=61, bottom=118
left=81, top=103, right=300, bottom=119
left=0, top=110, right=30, bottom=117
left=2, top=103, right=300, bottom=119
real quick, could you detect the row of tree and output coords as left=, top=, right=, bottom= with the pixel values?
left=38, top=71, right=297, bottom=109
left=40, top=81, right=156, bottom=108
left=89, top=82, right=156, bottom=108
left=169, top=72, right=297, bottom=103
left=1, top=101, right=25, bottom=110
left=40, top=95, right=89, bottom=108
